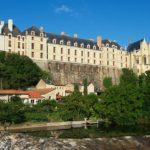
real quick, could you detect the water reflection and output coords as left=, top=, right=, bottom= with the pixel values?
left=25, top=124, right=150, bottom=139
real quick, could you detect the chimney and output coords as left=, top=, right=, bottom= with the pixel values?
left=97, top=36, right=102, bottom=47
left=8, top=19, right=13, bottom=32
left=0, top=21, right=4, bottom=34
left=40, top=26, right=44, bottom=33
left=74, top=34, right=78, bottom=38
left=61, top=32, right=65, bottom=36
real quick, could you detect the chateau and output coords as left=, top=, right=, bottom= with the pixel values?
left=0, top=19, right=150, bottom=90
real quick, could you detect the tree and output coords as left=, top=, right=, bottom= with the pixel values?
left=58, top=92, right=88, bottom=121
left=103, top=77, right=112, bottom=89
left=120, top=68, right=138, bottom=86
left=99, top=84, right=143, bottom=125
left=83, top=78, right=88, bottom=95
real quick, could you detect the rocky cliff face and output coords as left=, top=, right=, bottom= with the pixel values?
left=47, top=62, right=121, bottom=90
left=0, top=132, right=150, bottom=150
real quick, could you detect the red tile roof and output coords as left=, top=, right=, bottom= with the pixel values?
left=0, top=88, right=55, bottom=99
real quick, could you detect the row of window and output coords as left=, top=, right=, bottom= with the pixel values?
left=31, top=52, right=43, bottom=58
left=53, top=47, right=102, bottom=58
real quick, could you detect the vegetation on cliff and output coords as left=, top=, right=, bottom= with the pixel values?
left=0, top=51, right=50, bottom=89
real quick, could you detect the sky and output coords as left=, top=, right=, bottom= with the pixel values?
left=0, top=0, right=150, bottom=47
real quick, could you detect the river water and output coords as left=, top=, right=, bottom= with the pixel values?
left=25, top=124, right=150, bottom=139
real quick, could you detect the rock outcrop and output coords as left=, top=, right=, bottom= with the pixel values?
left=0, top=132, right=150, bottom=150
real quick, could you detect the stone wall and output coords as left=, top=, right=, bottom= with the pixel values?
left=47, top=61, right=122, bottom=91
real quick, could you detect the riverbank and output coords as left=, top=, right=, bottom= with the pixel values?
left=0, top=132, right=150, bottom=150
left=0, top=120, right=97, bottom=132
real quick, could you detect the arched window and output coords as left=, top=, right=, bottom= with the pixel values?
left=143, top=56, right=146, bottom=65
left=81, top=43, right=84, bottom=48
left=93, top=45, right=96, bottom=50
left=31, top=31, right=35, bottom=36
left=74, top=42, right=78, bottom=47
left=53, top=39, right=56, bottom=44
left=60, top=40, right=64, bottom=45
left=67, top=41, right=71, bottom=46
left=87, top=44, right=90, bottom=49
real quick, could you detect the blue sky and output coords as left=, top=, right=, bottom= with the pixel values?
left=0, top=0, right=150, bottom=47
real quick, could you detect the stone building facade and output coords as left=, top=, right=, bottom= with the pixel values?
left=0, top=19, right=149, bottom=89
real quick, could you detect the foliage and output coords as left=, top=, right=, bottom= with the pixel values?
left=0, top=51, right=50, bottom=89
left=103, top=77, right=112, bottom=89
left=83, top=78, right=88, bottom=95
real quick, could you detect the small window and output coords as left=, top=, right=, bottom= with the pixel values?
left=31, top=31, right=35, bottom=36
left=107, top=53, right=109, bottom=59
left=94, top=52, right=95, bottom=58
left=53, top=55, right=55, bottom=60
left=81, top=43, right=84, bottom=48
left=88, top=59, right=90, bottom=63
left=40, top=44, right=43, bottom=50
left=31, top=43, right=34, bottom=49
left=87, top=44, right=90, bottom=49
left=18, top=36, right=21, bottom=41
left=8, top=41, right=11, bottom=47
left=40, top=53, right=43, bottom=58
left=32, top=37, right=34, bottom=40
left=22, top=37, right=25, bottom=41
left=81, top=51, right=83, bottom=56
left=31, top=52, right=34, bottom=58
left=68, top=49, right=70, bottom=55
left=68, top=57, right=70, bottom=61
left=31, top=100, right=34, bottom=104
left=8, top=34, right=11, bottom=39
left=99, top=53, right=101, bottom=58
left=40, top=33, right=43, bottom=37
left=67, top=41, right=71, bottom=46
left=113, top=61, right=115, bottom=66
left=87, top=52, right=90, bottom=57
left=81, top=58, right=83, bottom=63
left=74, top=42, right=78, bottom=47
left=94, top=60, right=96, bottom=64
left=75, top=58, right=77, bottom=62
left=61, top=48, right=63, bottom=54
left=18, top=42, right=20, bottom=48
left=41, top=38, right=43, bottom=42
left=53, top=47, right=56, bottom=53
left=60, top=40, right=64, bottom=45
left=107, top=61, right=109, bottom=66
left=61, top=56, right=63, bottom=61
left=75, top=50, right=77, bottom=55
left=100, top=61, right=101, bottom=64
left=106, top=44, right=109, bottom=47
left=113, top=54, right=115, bottom=59
left=93, top=46, right=96, bottom=50
left=53, top=39, right=56, bottom=44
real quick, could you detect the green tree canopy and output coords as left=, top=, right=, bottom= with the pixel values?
left=103, top=77, right=112, bottom=89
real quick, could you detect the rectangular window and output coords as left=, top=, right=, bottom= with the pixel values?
left=113, top=54, right=115, bottom=59
left=126, top=57, right=127, bottom=62
left=8, top=41, right=11, bottom=47
left=40, top=44, right=43, bottom=50
left=31, top=37, right=34, bottom=40
left=31, top=100, right=34, bottom=104
left=88, top=52, right=89, bottom=57
left=121, top=56, right=122, bottom=60
left=61, top=56, right=63, bottom=61
left=99, top=53, right=101, bottom=58
left=18, top=42, right=20, bottom=48
left=94, top=52, right=95, bottom=58
left=121, top=63, right=123, bottom=67
left=31, top=52, right=34, bottom=58
left=22, top=43, right=24, bottom=49
left=68, top=49, right=70, bottom=55
left=100, top=61, right=101, bottom=64
left=68, top=57, right=70, bottom=61
left=40, top=53, right=43, bottom=58
left=75, top=50, right=77, bottom=55
left=75, top=58, right=77, bottom=62
left=107, top=53, right=109, bottom=59
left=81, top=58, right=83, bottom=63
left=61, top=48, right=63, bottom=54
left=53, top=47, right=56, bottom=53
left=53, top=55, right=55, bottom=60
left=81, top=51, right=83, bottom=56
left=31, top=43, right=34, bottom=49
left=113, top=61, right=115, bottom=66
left=107, top=61, right=109, bottom=66
left=88, top=59, right=90, bottom=63
left=94, top=60, right=96, bottom=64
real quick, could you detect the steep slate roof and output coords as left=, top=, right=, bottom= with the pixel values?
left=127, top=39, right=144, bottom=52
left=1, top=24, right=22, bottom=37
left=46, top=32, right=99, bottom=50
left=102, top=39, right=121, bottom=49
left=22, top=26, right=41, bottom=36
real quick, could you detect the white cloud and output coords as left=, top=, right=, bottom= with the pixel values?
left=55, top=5, right=73, bottom=13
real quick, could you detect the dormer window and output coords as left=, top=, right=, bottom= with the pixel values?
left=67, top=41, right=71, bottom=46
left=40, top=33, right=43, bottom=37
left=87, top=44, right=90, bottom=49
left=8, top=34, right=12, bottom=39
left=74, top=42, right=78, bottom=47
left=52, top=39, right=56, bottom=44
left=93, top=45, right=96, bottom=50
left=106, top=44, right=109, bottom=47
left=31, top=31, right=35, bottom=36
left=81, top=43, right=84, bottom=48
left=60, top=40, right=64, bottom=45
